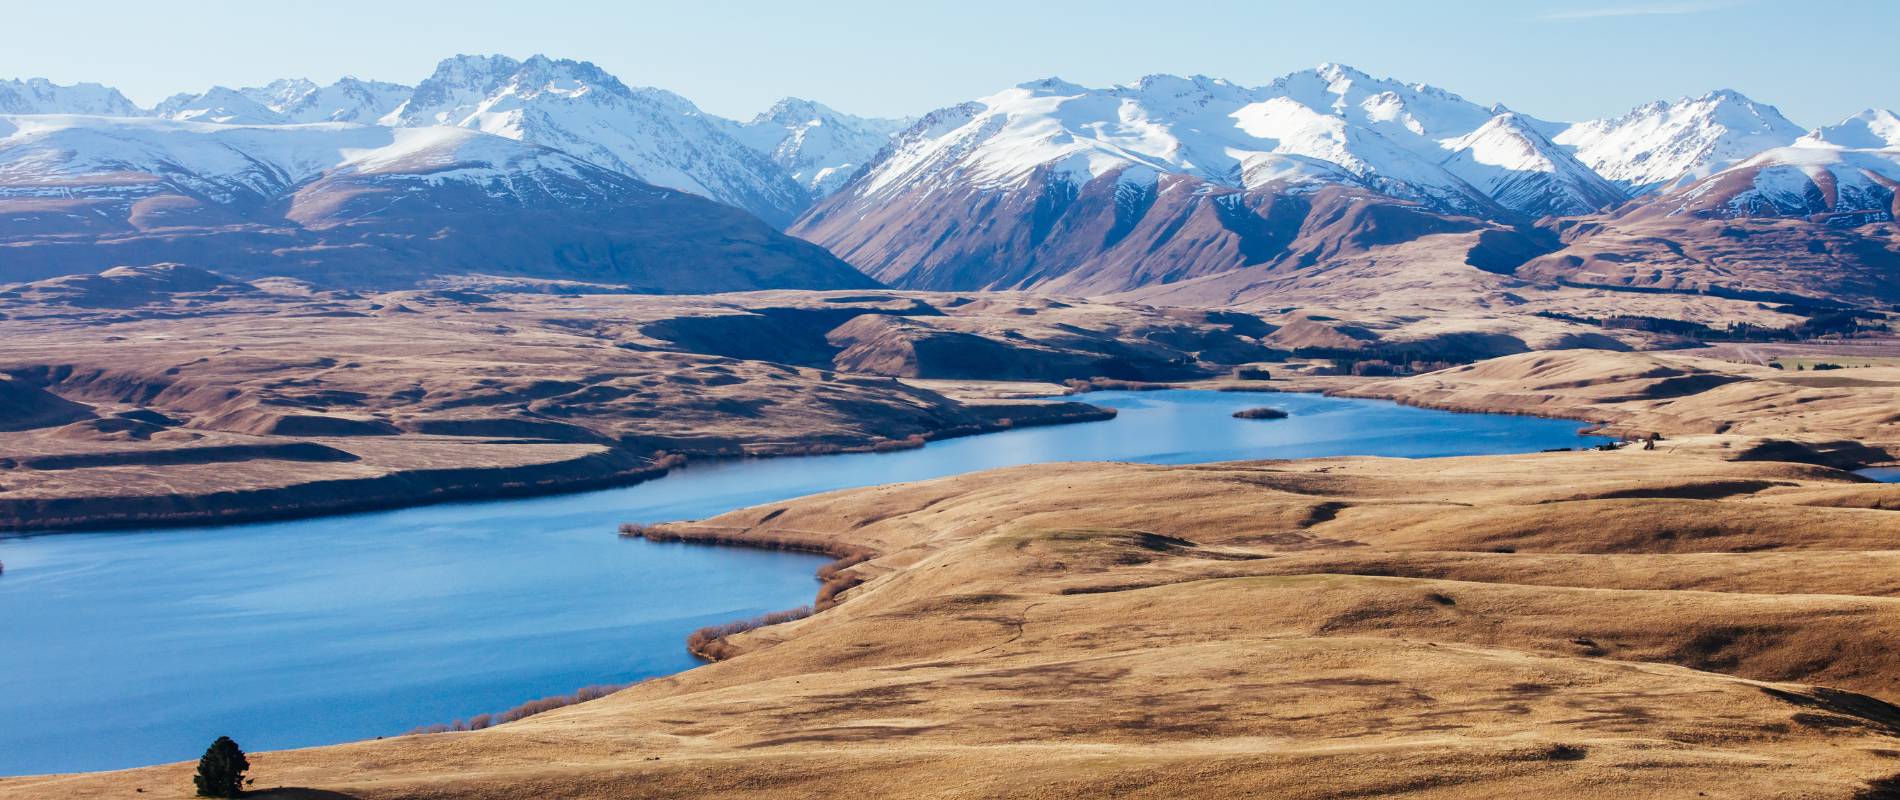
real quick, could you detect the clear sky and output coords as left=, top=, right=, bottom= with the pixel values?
left=6, top=0, right=1894, bottom=127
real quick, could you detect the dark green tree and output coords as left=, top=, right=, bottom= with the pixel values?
left=193, top=736, right=249, bottom=797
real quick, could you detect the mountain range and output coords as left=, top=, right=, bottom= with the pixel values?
left=142, top=55, right=907, bottom=224
left=0, top=114, right=869, bottom=291
left=2, top=57, right=1895, bottom=303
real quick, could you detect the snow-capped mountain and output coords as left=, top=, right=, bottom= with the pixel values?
left=384, top=54, right=809, bottom=225
left=254, top=77, right=413, bottom=123
left=795, top=64, right=1628, bottom=292
left=0, top=114, right=872, bottom=291
left=1643, top=110, right=1900, bottom=222
left=1440, top=112, right=1626, bottom=217
left=1555, top=90, right=1806, bottom=194
left=5, top=58, right=1893, bottom=303
left=0, top=78, right=141, bottom=116
left=1799, top=108, right=1900, bottom=150
left=0, top=115, right=601, bottom=213
left=158, top=78, right=411, bottom=125
left=827, top=65, right=1621, bottom=220
left=153, top=86, right=288, bottom=124
left=725, top=98, right=909, bottom=197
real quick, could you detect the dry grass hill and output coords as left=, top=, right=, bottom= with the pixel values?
left=0, top=268, right=1281, bottom=530
left=10, top=451, right=1900, bottom=798
left=6, top=267, right=1900, bottom=798
left=1338, top=348, right=1900, bottom=464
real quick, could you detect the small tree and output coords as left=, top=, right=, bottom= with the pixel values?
left=193, top=736, right=249, bottom=798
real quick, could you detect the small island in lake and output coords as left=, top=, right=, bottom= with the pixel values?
left=1232, top=407, right=1290, bottom=420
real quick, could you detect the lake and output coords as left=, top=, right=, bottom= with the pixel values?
left=0, top=389, right=1607, bottom=775
left=1859, top=467, right=1900, bottom=482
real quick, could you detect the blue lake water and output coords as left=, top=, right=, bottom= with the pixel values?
left=0, top=389, right=1608, bottom=775
left=1859, top=467, right=1900, bottom=482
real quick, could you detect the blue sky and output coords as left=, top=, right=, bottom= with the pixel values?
left=7, top=0, right=1894, bottom=126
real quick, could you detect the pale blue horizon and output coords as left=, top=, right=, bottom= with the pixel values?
left=6, top=0, right=1895, bottom=127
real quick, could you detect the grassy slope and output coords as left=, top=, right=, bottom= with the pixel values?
left=11, top=452, right=1900, bottom=798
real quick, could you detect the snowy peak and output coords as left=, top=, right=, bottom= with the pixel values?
left=836, top=65, right=1603, bottom=219
left=385, top=53, right=806, bottom=224
left=1269, top=63, right=1497, bottom=145
left=0, top=78, right=141, bottom=116
left=1801, top=109, right=1900, bottom=150
left=751, top=97, right=839, bottom=125
left=2, top=57, right=852, bottom=225
left=390, top=53, right=655, bottom=125
left=265, top=77, right=411, bottom=123
left=1446, top=113, right=1564, bottom=170
left=1014, top=76, right=1089, bottom=94
left=1556, top=89, right=1806, bottom=193
left=388, top=53, right=530, bottom=124
left=154, top=86, right=286, bottom=124
left=1653, top=142, right=1900, bottom=223
left=728, top=97, right=910, bottom=197
left=156, top=78, right=413, bottom=125
left=0, top=114, right=871, bottom=292
left=1442, top=112, right=1626, bottom=217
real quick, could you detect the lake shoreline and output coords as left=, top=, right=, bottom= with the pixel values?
left=35, top=350, right=1877, bottom=538
left=0, top=400, right=1117, bottom=536
left=0, top=389, right=1613, bottom=777
left=26, top=358, right=1759, bottom=538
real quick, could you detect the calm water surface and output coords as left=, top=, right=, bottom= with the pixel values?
left=0, top=390, right=1607, bottom=775
left=1859, top=467, right=1900, bottom=482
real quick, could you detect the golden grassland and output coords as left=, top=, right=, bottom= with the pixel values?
left=11, top=450, right=1900, bottom=799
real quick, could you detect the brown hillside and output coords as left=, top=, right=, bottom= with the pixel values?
left=14, top=453, right=1900, bottom=798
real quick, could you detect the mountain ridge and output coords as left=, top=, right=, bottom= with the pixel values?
left=2, top=61, right=1855, bottom=229
left=0, top=114, right=875, bottom=292
left=4, top=61, right=1893, bottom=307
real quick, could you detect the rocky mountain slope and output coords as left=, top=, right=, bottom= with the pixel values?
left=0, top=115, right=870, bottom=291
